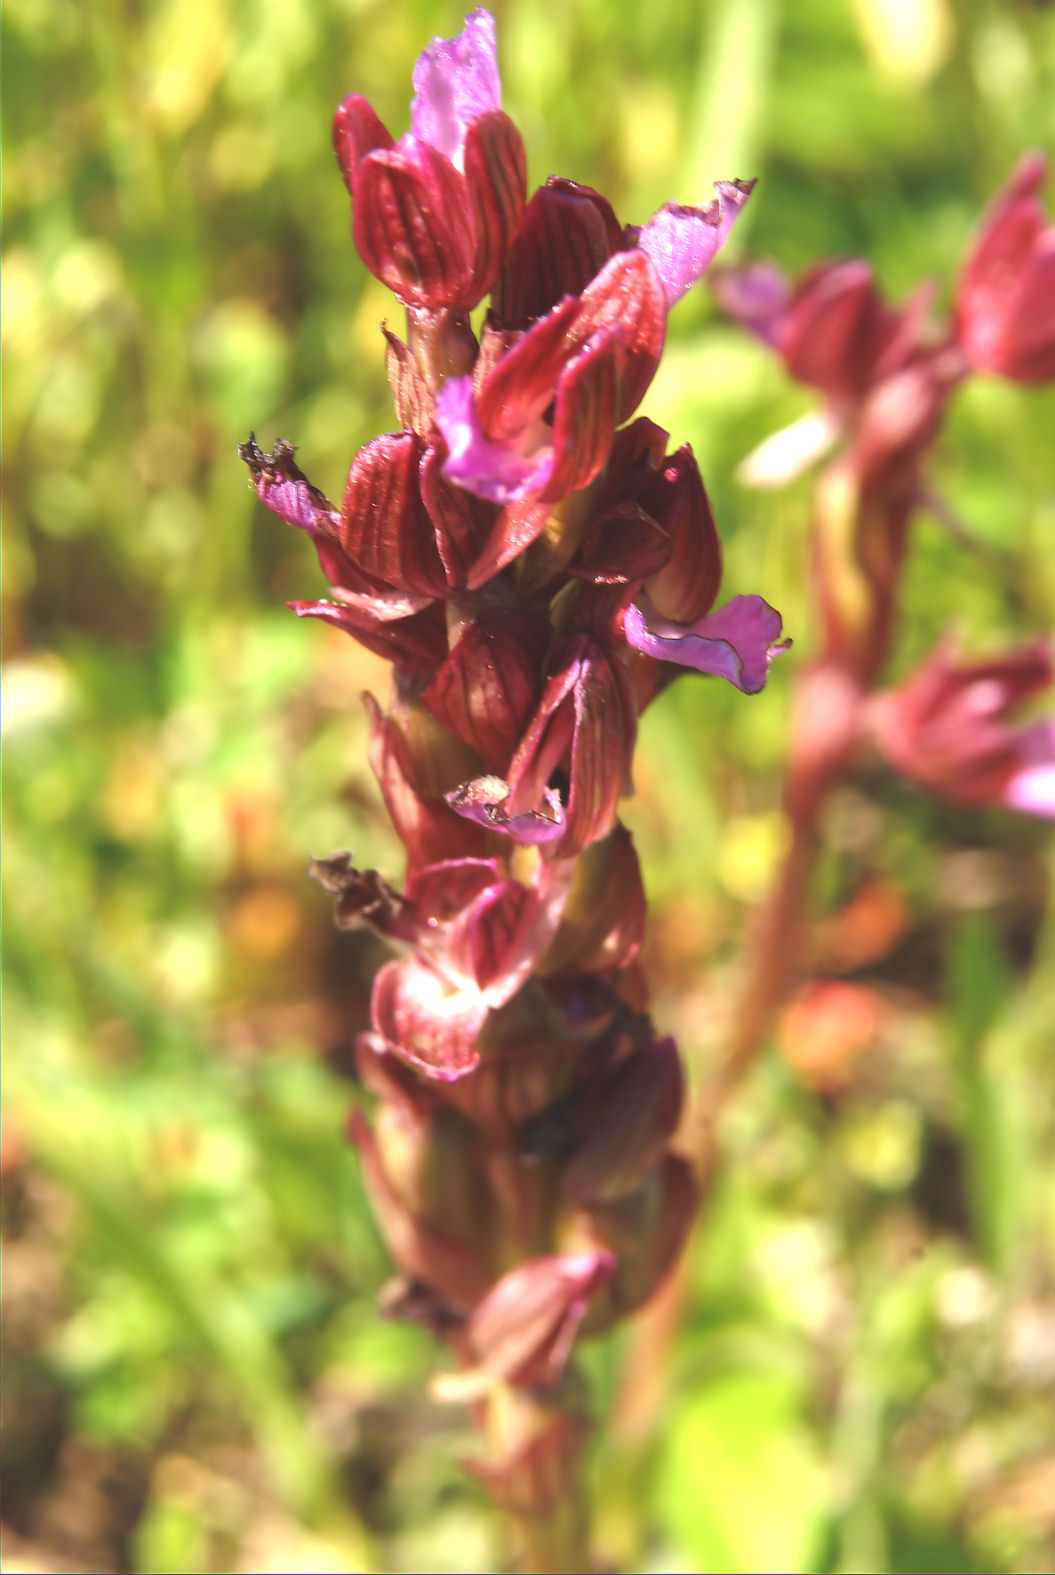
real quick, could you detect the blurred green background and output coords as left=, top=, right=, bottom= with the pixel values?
left=3, top=0, right=1054, bottom=1571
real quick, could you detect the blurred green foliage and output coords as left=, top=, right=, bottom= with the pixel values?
left=3, top=1, right=1054, bottom=1571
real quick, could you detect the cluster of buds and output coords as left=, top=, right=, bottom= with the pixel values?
left=243, top=8, right=785, bottom=1531
left=715, top=153, right=1055, bottom=823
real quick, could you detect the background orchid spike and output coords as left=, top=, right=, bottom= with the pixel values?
left=243, top=6, right=784, bottom=1565
left=955, top=151, right=1055, bottom=384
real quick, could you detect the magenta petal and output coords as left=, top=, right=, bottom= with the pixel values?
left=410, top=8, right=501, bottom=169
left=1004, top=722, right=1055, bottom=818
left=446, top=776, right=567, bottom=844
left=436, top=376, right=552, bottom=504
left=1005, top=763, right=1055, bottom=817
left=710, top=260, right=791, bottom=345
left=632, top=179, right=755, bottom=309
left=624, top=594, right=789, bottom=694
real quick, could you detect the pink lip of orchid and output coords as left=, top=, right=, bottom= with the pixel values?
left=623, top=595, right=791, bottom=696
left=869, top=636, right=1055, bottom=818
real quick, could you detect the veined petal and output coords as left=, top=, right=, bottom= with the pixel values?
left=353, top=140, right=475, bottom=308
left=563, top=1036, right=683, bottom=1204
left=372, top=955, right=487, bottom=1079
left=536, top=824, right=645, bottom=976
left=465, top=1249, right=616, bottom=1389
left=422, top=611, right=546, bottom=773
left=367, top=694, right=489, bottom=872
left=542, top=334, right=621, bottom=501
left=492, top=177, right=624, bottom=329
left=462, top=109, right=528, bottom=302
left=349, top=1111, right=489, bottom=1305
left=641, top=443, right=723, bottom=624
left=289, top=599, right=446, bottom=679
left=447, top=878, right=562, bottom=1006
left=340, top=431, right=448, bottom=598
left=624, top=594, right=789, bottom=694
left=333, top=94, right=393, bottom=193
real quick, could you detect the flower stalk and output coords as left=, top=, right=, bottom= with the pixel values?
left=243, top=10, right=785, bottom=1566
left=698, top=155, right=1055, bottom=1169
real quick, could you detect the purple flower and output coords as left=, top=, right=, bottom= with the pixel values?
left=713, top=259, right=959, bottom=488
left=436, top=182, right=754, bottom=507
left=333, top=9, right=525, bottom=310
left=448, top=635, right=638, bottom=856
left=870, top=636, right=1055, bottom=817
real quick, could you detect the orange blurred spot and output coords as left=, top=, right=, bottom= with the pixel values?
left=228, top=882, right=302, bottom=959
left=815, top=876, right=909, bottom=971
left=226, top=789, right=279, bottom=873
left=0, top=1115, right=28, bottom=1180
left=779, top=979, right=887, bottom=1092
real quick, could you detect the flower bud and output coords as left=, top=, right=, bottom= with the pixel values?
left=639, top=442, right=723, bottom=625
left=492, top=177, right=623, bottom=329
left=422, top=611, right=548, bottom=773
left=465, top=1250, right=615, bottom=1389
left=334, top=11, right=525, bottom=310
left=584, top=1153, right=697, bottom=1322
left=373, top=1099, right=490, bottom=1246
left=350, top=1110, right=491, bottom=1308
left=562, top=1037, right=683, bottom=1205
left=367, top=694, right=490, bottom=873
left=451, top=636, right=638, bottom=857
left=537, top=825, right=645, bottom=977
